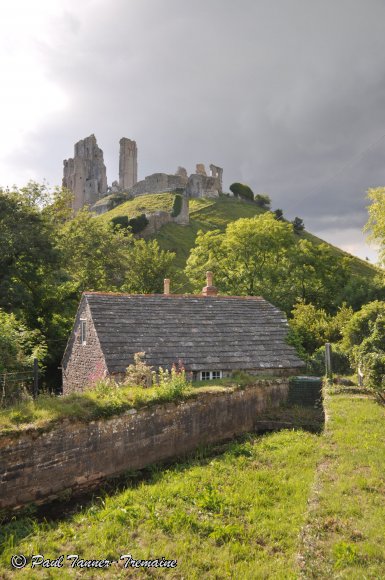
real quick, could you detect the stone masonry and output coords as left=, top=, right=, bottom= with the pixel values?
left=63, top=134, right=223, bottom=212
left=119, top=137, right=137, bottom=190
left=63, top=134, right=108, bottom=212
left=0, top=381, right=289, bottom=510
left=62, top=301, right=107, bottom=393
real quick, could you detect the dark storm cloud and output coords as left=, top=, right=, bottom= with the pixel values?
left=5, top=0, right=385, bottom=255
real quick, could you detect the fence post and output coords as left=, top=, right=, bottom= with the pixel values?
left=325, top=343, right=332, bottom=381
left=33, top=358, right=39, bottom=398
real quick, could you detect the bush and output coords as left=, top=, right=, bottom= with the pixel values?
left=254, top=193, right=271, bottom=208
left=112, top=214, right=149, bottom=235
left=292, top=217, right=305, bottom=233
left=171, top=194, right=183, bottom=217
left=229, top=183, right=254, bottom=201
left=274, top=209, right=284, bottom=221
left=308, top=345, right=352, bottom=376
left=360, top=351, right=385, bottom=392
left=124, top=352, right=154, bottom=388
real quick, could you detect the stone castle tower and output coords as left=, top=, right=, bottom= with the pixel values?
left=119, top=138, right=137, bottom=191
left=63, top=134, right=108, bottom=211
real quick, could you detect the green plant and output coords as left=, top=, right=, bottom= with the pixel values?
left=229, top=182, right=254, bottom=201
left=124, top=352, right=154, bottom=388
left=171, top=194, right=183, bottom=218
left=254, top=193, right=271, bottom=208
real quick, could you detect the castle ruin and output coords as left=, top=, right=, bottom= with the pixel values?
left=62, top=135, right=223, bottom=213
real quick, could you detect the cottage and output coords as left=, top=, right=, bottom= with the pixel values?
left=62, top=273, right=304, bottom=394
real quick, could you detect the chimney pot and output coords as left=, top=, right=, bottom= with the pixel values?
left=164, top=278, right=170, bottom=295
left=202, top=271, right=218, bottom=296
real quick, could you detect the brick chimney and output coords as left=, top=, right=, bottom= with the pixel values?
left=164, top=278, right=170, bottom=295
left=202, top=271, right=218, bottom=296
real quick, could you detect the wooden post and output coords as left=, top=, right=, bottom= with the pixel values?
left=33, top=358, right=39, bottom=399
left=325, top=343, right=332, bottom=380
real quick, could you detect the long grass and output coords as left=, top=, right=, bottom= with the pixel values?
left=0, top=429, right=320, bottom=578
left=298, top=384, right=385, bottom=578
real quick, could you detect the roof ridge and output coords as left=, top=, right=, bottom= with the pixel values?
left=84, top=291, right=264, bottom=300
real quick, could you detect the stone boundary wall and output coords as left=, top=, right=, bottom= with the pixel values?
left=0, top=381, right=289, bottom=510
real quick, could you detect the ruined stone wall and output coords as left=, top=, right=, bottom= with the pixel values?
left=186, top=174, right=220, bottom=198
left=129, top=173, right=188, bottom=197
left=0, top=381, right=289, bottom=510
left=63, top=135, right=108, bottom=212
left=62, top=301, right=107, bottom=395
left=119, top=138, right=137, bottom=190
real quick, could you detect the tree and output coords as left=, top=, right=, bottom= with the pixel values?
left=0, top=187, right=60, bottom=327
left=120, top=239, right=175, bottom=294
left=292, top=217, right=304, bottom=233
left=281, top=240, right=351, bottom=312
left=364, top=187, right=385, bottom=268
left=229, top=182, right=254, bottom=201
left=274, top=209, right=284, bottom=221
left=254, top=193, right=271, bottom=209
left=185, top=213, right=294, bottom=300
left=0, top=310, right=47, bottom=373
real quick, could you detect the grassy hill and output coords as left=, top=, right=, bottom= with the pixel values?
left=98, top=192, right=378, bottom=281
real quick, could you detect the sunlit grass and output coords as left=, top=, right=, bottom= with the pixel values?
left=0, top=429, right=320, bottom=578
left=299, top=385, right=385, bottom=577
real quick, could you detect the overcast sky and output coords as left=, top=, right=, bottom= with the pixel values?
left=1, top=0, right=385, bottom=261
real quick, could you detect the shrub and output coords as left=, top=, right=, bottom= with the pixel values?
left=308, top=345, right=352, bottom=376
left=274, top=209, right=284, bottom=221
left=229, top=183, right=254, bottom=201
left=111, top=215, right=130, bottom=230
left=124, top=352, right=154, bottom=388
left=359, top=351, right=385, bottom=391
left=254, top=193, right=271, bottom=208
left=111, top=214, right=149, bottom=235
left=128, top=214, right=149, bottom=234
left=292, top=217, right=305, bottom=233
left=171, top=194, right=183, bottom=217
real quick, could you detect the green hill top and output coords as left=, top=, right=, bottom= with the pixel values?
left=97, top=192, right=378, bottom=282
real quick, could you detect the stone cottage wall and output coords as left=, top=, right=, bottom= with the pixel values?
left=62, top=300, right=107, bottom=394
left=0, top=381, right=289, bottom=510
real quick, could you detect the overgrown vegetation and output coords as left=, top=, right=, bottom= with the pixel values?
left=299, top=385, right=385, bottom=578
left=171, top=193, right=183, bottom=217
left=229, top=182, right=254, bottom=201
left=0, top=359, right=258, bottom=435
left=0, top=429, right=320, bottom=578
left=3, top=384, right=385, bottom=577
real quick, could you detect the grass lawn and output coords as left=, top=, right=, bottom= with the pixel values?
left=298, top=385, right=385, bottom=578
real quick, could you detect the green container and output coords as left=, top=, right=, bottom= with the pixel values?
left=288, top=376, right=323, bottom=407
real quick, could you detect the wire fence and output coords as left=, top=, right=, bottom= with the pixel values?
left=0, top=359, right=39, bottom=407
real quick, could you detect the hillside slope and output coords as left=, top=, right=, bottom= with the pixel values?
left=97, top=192, right=378, bottom=281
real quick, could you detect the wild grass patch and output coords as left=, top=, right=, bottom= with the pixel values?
left=0, top=429, right=320, bottom=578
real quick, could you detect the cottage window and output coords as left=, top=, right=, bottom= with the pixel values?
left=200, top=371, right=222, bottom=381
left=80, top=319, right=87, bottom=345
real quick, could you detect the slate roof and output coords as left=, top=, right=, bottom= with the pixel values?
left=84, top=292, right=304, bottom=374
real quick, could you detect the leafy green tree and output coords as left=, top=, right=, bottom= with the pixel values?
left=0, top=187, right=60, bottom=327
left=282, top=240, right=351, bottom=312
left=292, top=217, right=304, bottom=233
left=120, top=239, right=175, bottom=294
left=186, top=213, right=294, bottom=300
left=364, top=186, right=385, bottom=267
left=274, top=209, right=284, bottom=221
left=0, top=310, right=47, bottom=373
left=229, top=182, right=254, bottom=201
left=254, top=193, right=271, bottom=208
left=56, top=208, right=134, bottom=292
left=341, top=301, right=385, bottom=354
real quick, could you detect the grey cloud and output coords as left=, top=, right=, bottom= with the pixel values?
left=4, top=0, right=385, bottom=258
